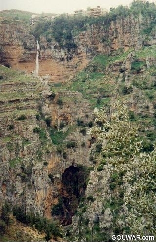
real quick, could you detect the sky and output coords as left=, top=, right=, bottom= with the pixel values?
left=0, top=0, right=135, bottom=14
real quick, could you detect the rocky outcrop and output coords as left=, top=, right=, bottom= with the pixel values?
left=0, top=19, right=89, bottom=82
left=0, top=21, right=36, bottom=69
left=75, top=14, right=144, bottom=56
left=0, top=66, right=54, bottom=216
left=0, top=12, right=154, bottom=83
left=0, top=65, right=93, bottom=222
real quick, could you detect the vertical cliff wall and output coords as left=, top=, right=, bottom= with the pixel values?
left=1, top=9, right=156, bottom=82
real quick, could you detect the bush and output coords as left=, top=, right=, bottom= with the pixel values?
left=49, top=92, right=56, bottom=100
left=97, top=97, right=101, bottom=105
left=1, top=203, right=11, bottom=225
left=8, top=124, right=14, bottom=130
left=51, top=199, right=64, bottom=216
left=50, top=129, right=68, bottom=145
left=122, top=85, right=133, bottom=95
left=131, top=60, right=145, bottom=73
left=141, top=139, right=154, bottom=152
left=110, top=182, right=116, bottom=190
left=60, top=121, right=66, bottom=129
left=63, top=152, right=67, bottom=159
left=20, top=173, right=28, bottom=182
left=129, top=111, right=136, bottom=121
left=153, top=103, right=156, bottom=109
left=88, top=121, right=93, bottom=127
left=87, top=196, right=95, bottom=202
left=97, top=164, right=103, bottom=171
left=13, top=206, right=27, bottom=223
left=4, top=63, right=11, bottom=68
left=66, top=141, right=77, bottom=148
left=56, top=98, right=63, bottom=106
left=17, top=114, right=27, bottom=120
left=9, top=157, right=22, bottom=168
left=81, top=142, right=86, bottom=147
left=145, top=90, right=154, bottom=100
left=33, top=127, right=47, bottom=143
left=96, top=143, right=102, bottom=153
left=36, top=114, right=40, bottom=120
left=33, top=127, right=40, bottom=133
left=13, top=206, right=61, bottom=240
left=77, top=118, right=85, bottom=127
left=80, top=128, right=86, bottom=136
left=146, top=131, right=155, bottom=141
left=0, top=220, right=6, bottom=235
left=48, top=174, right=54, bottom=183
left=45, top=116, right=51, bottom=127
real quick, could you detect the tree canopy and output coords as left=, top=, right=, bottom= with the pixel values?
left=89, top=101, right=156, bottom=235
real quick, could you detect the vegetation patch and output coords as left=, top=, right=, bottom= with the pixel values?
left=13, top=206, right=62, bottom=241
left=9, top=157, right=22, bottom=168
left=131, top=60, right=146, bottom=73
left=33, top=127, right=47, bottom=144
left=17, top=114, right=27, bottom=121
left=50, top=129, right=68, bottom=145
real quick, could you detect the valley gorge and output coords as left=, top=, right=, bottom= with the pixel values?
left=0, top=2, right=156, bottom=241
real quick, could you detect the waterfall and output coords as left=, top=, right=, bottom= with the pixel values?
left=35, top=40, right=40, bottom=76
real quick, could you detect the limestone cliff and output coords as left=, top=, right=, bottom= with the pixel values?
left=1, top=7, right=155, bottom=82
left=0, top=65, right=93, bottom=226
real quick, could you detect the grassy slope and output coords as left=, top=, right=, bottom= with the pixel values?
left=0, top=9, right=33, bottom=23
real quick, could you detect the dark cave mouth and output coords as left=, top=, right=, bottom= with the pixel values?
left=52, top=165, right=89, bottom=226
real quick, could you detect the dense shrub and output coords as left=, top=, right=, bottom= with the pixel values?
left=13, top=206, right=61, bottom=240
left=8, top=124, right=14, bottom=130
left=33, top=127, right=40, bottom=133
left=56, top=98, right=63, bottom=106
left=0, top=220, right=6, bottom=236
left=17, top=114, right=27, bottom=120
left=131, top=60, right=145, bottom=73
left=95, top=143, right=102, bottom=153
left=77, top=118, right=85, bottom=127
left=1, top=203, right=11, bottom=226
left=48, top=174, right=54, bottom=183
left=122, top=85, right=133, bottom=95
left=66, top=141, right=77, bottom=148
left=51, top=199, right=64, bottom=216
left=33, top=127, right=47, bottom=143
left=80, top=128, right=86, bottom=136
left=48, top=92, right=56, bottom=100
left=45, top=116, right=51, bottom=127
left=36, top=114, right=40, bottom=120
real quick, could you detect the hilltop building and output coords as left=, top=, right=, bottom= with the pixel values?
left=74, top=6, right=107, bottom=17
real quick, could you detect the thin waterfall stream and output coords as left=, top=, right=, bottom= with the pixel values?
left=35, top=40, right=40, bottom=76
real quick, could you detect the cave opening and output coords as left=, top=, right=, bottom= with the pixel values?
left=52, top=165, right=89, bottom=226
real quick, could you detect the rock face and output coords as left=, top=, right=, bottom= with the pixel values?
left=0, top=19, right=89, bottom=82
left=0, top=67, right=52, bottom=216
left=75, top=14, right=143, bottom=55
left=0, top=21, right=36, bottom=70
left=0, top=12, right=153, bottom=83
left=0, top=65, right=93, bottom=222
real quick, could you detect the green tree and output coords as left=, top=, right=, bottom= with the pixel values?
left=89, top=101, right=156, bottom=236
left=90, top=101, right=141, bottom=160
left=1, top=202, right=11, bottom=226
